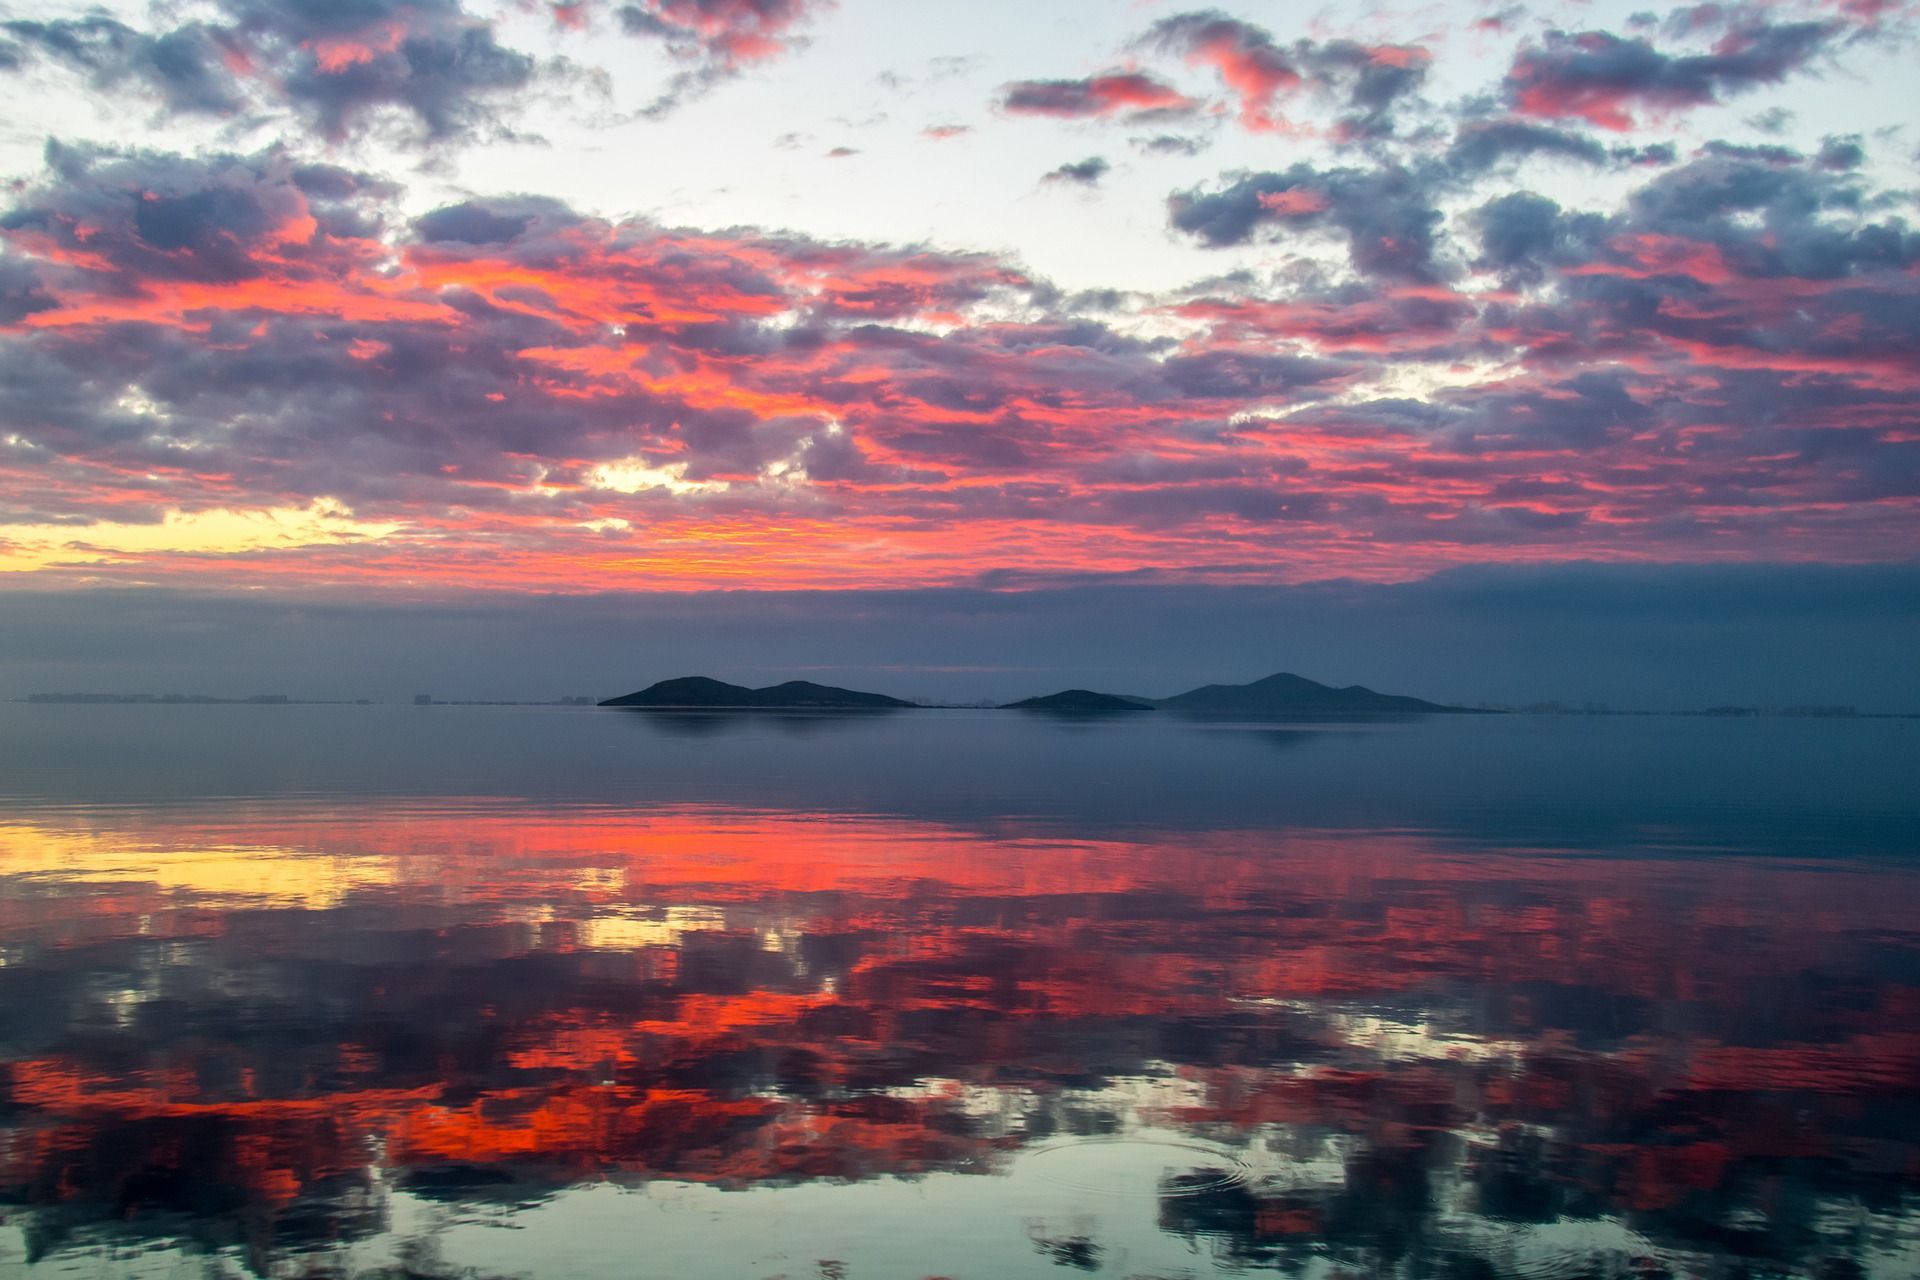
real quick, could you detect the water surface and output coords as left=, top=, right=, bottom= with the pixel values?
left=0, top=706, right=1915, bottom=1277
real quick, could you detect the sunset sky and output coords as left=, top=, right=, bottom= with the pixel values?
left=0, top=0, right=1916, bottom=702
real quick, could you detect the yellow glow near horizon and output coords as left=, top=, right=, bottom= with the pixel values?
left=0, top=500, right=402, bottom=574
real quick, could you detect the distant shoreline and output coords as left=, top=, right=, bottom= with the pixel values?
left=15, top=696, right=1913, bottom=719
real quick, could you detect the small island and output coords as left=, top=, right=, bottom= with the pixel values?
left=600, top=676, right=915, bottom=710
left=1152, top=671, right=1475, bottom=716
left=998, top=671, right=1480, bottom=716
left=1002, top=689, right=1154, bottom=712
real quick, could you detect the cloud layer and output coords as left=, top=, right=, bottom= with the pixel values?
left=1, top=0, right=543, bottom=143
left=0, top=1, right=1914, bottom=595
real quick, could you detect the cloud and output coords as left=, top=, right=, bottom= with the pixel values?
left=1143, top=10, right=1301, bottom=131
left=617, top=0, right=821, bottom=63
left=1168, top=164, right=1446, bottom=281
left=615, top=0, right=832, bottom=114
left=1140, top=12, right=1429, bottom=136
left=230, top=0, right=540, bottom=141
left=1, top=0, right=543, bottom=145
left=1132, top=133, right=1209, bottom=156
left=2, top=138, right=1916, bottom=593
left=1470, top=191, right=1603, bottom=281
left=1506, top=16, right=1844, bottom=130
left=0, top=255, right=57, bottom=326
left=1816, top=134, right=1865, bottom=169
left=1043, top=156, right=1110, bottom=186
left=1447, top=118, right=1610, bottom=173
left=0, top=15, right=249, bottom=118
left=998, top=71, right=1196, bottom=120
left=1297, top=39, right=1431, bottom=138
left=415, top=200, right=548, bottom=245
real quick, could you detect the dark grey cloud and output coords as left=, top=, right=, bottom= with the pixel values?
left=222, top=0, right=539, bottom=142
left=1447, top=118, right=1609, bottom=173
left=0, top=15, right=248, bottom=117
left=1613, top=140, right=1678, bottom=166
left=1506, top=17, right=1844, bottom=128
left=1298, top=38, right=1430, bottom=137
left=1470, top=191, right=1606, bottom=280
left=998, top=72, right=1194, bottom=120
left=0, top=254, right=57, bottom=326
left=1157, top=349, right=1348, bottom=398
left=1622, top=152, right=1920, bottom=283
left=1132, top=133, right=1210, bottom=156
left=1, top=0, right=544, bottom=146
left=1167, top=164, right=1445, bottom=281
left=0, top=141, right=386, bottom=285
left=1043, top=156, right=1110, bottom=186
left=617, top=0, right=827, bottom=116
left=1816, top=134, right=1865, bottom=170
left=1445, top=368, right=1657, bottom=448
left=414, top=201, right=547, bottom=244
left=1465, top=150, right=1919, bottom=289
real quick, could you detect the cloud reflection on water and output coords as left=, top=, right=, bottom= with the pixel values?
left=0, top=799, right=1915, bottom=1276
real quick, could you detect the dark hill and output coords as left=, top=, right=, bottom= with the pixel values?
left=1156, top=672, right=1474, bottom=715
left=1004, top=689, right=1155, bottom=712
left=753, top=680, right=915, bottom=708
left=601, top=677, right=914, bottom=709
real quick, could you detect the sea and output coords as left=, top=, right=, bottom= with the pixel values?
left=0, top=703, right=1915, bottom=1278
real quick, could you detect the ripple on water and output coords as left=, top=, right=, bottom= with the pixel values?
left=1020, top=1136, right=1253, bottom=1199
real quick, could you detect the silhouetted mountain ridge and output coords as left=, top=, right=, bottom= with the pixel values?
left=1002, top=671, right=1477, bottom=715
left=601, top=677, right=914, bottom=709
left=603, top=671, right=1477, bottom=714
left=1003, top=689, right=1154, bottom=712
left=1154, top=671, right=1473, bottom=714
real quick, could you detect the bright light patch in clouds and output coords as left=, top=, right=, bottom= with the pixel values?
left=586, top=459, right=728, bottom=496
left=0, top=501, right=402, bottom=574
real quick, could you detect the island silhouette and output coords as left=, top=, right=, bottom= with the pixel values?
left=1151, top=671, right=1473, bottom=715
left=1003, top=689, right=1154, bottom=712
left=600, top=676, right=915, bottom=709
left=603, top=672, right=1478, bottom=715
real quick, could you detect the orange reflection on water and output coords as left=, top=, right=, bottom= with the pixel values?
left=0, top=800, right=1916, bottom=1274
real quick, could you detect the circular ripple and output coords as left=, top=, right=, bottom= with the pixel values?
left=1022, top=1137, right=1252, bottom=1198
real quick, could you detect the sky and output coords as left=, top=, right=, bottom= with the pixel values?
left=0, top=0, right=1916, bottom=703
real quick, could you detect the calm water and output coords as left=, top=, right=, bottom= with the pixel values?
left=0, top=706, right=1916, bottom=1278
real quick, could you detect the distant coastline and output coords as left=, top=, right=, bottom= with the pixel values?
left=14, top=684, right=1908, bottom=718
left=596, top=670, right=1478, bottom=715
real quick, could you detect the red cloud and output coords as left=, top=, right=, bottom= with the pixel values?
left=630, top=0, right=823, bottom=65
left=1145, top=12, right=1302, bottom=132
left=1506, top=21, right=1842, bottom=131
left=1000, top=72, right=1196, bottom=119
left=1, top=144, right=1916, bottom=593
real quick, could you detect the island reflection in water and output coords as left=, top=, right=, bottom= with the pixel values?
left=2, top=787, right=1917, bottom=1279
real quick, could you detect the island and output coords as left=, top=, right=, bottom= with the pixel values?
left=1001, top=671, right=1479, bottom=716
left=1152, top=671, right=1476, bottom=715
left=599, top=676, right=915, bottom=710
left=1002, top=689, right=1155, bottom=712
